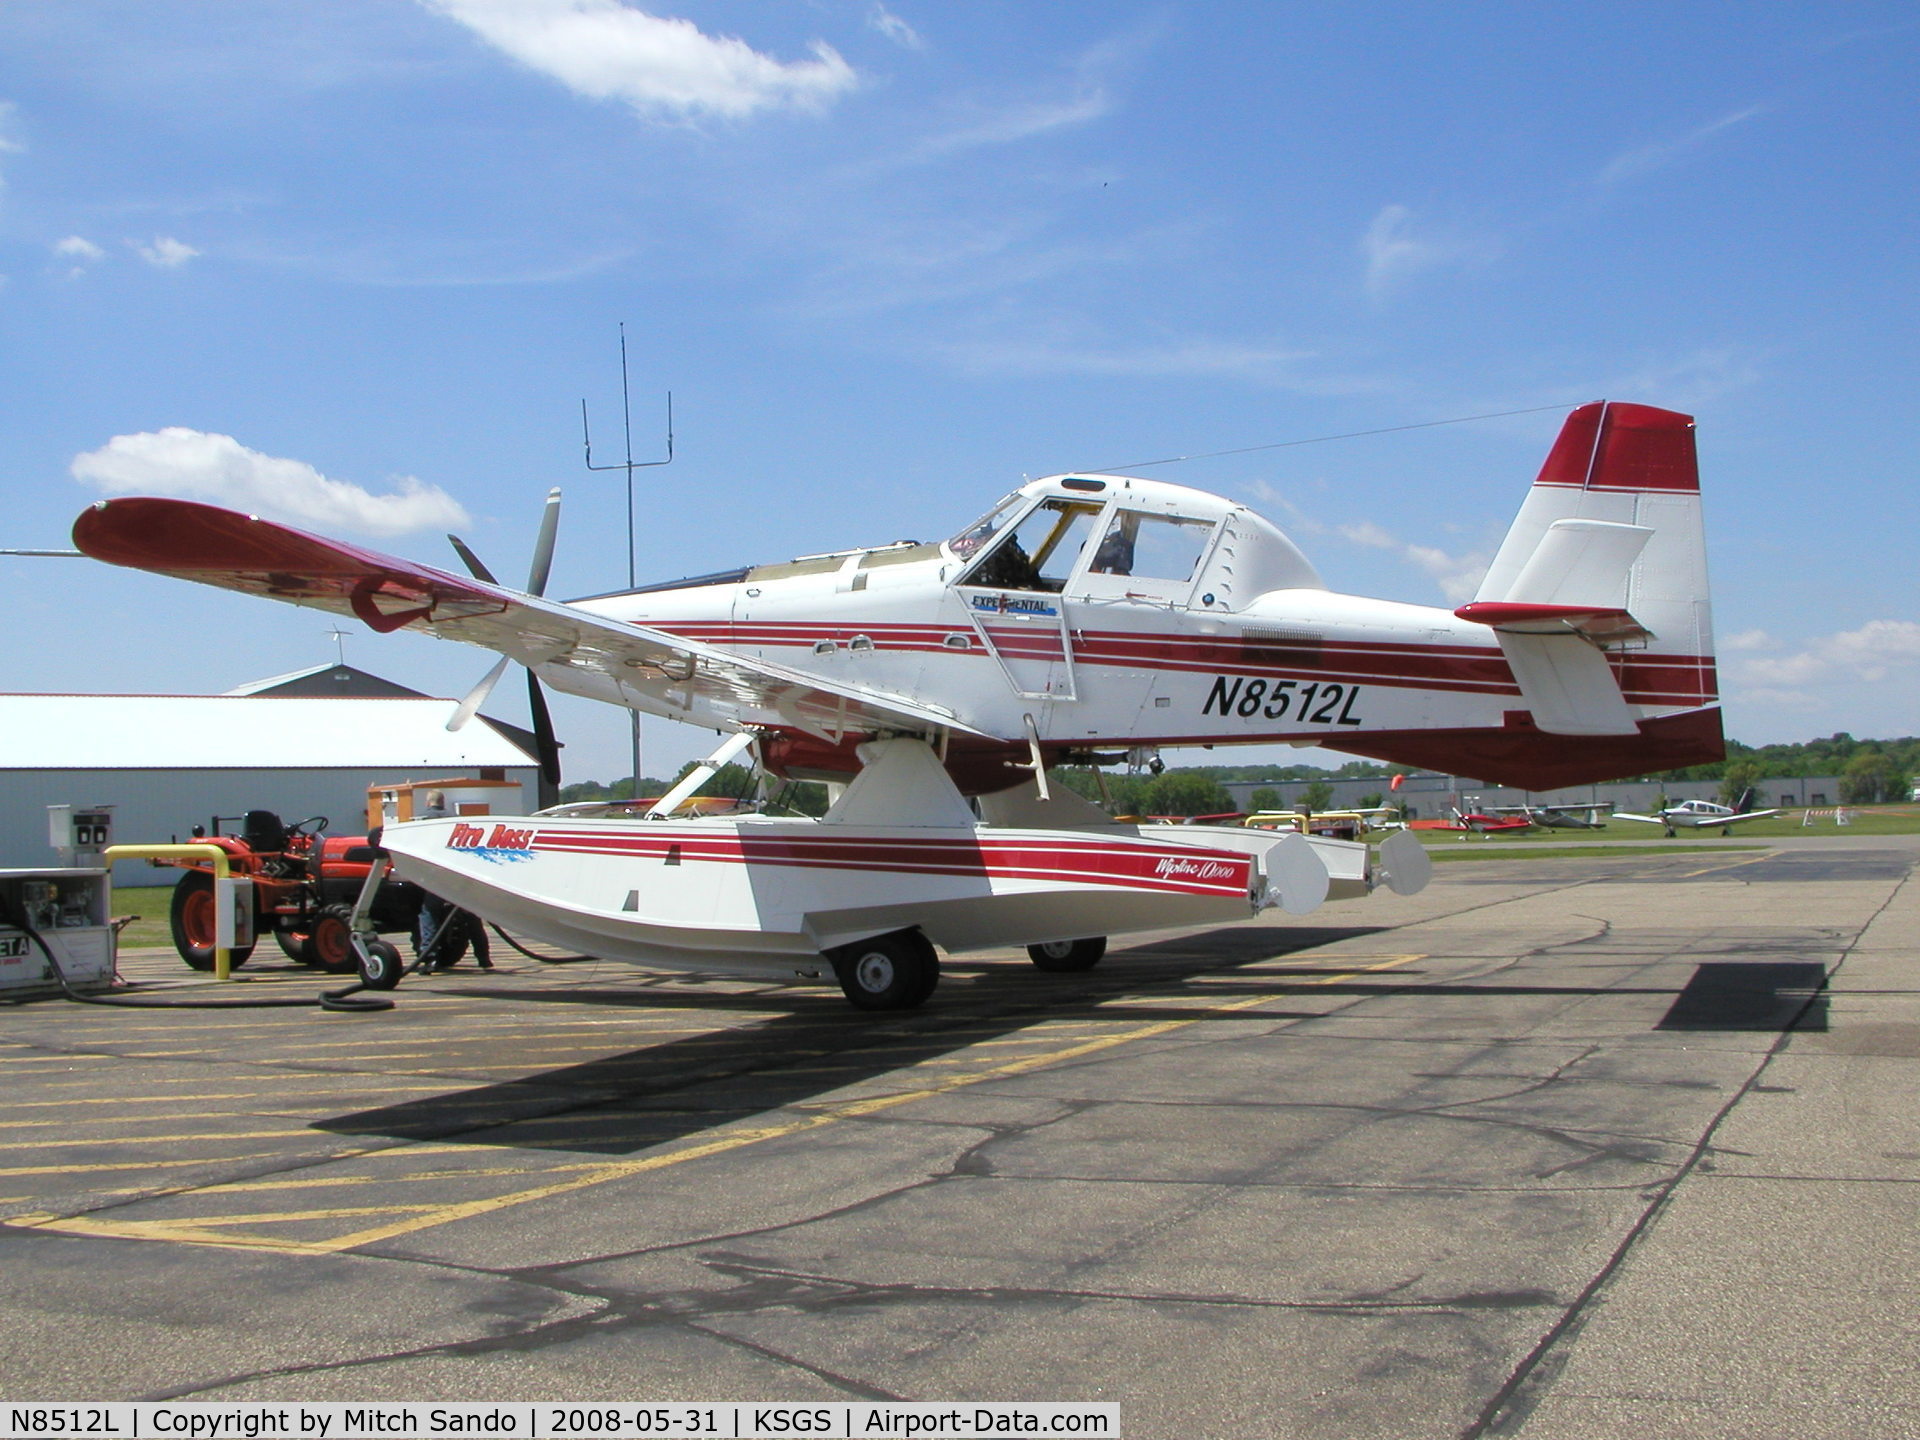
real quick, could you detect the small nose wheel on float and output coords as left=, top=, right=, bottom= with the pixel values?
left=342, top=855, right=409, bottom=991
left=342, top=851, right=485, bottom=991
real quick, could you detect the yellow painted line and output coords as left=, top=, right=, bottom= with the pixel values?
left=0, top=1128, right=321, bottom=1150
left=8, top=953, right=1426, bottom=1256
left=1678, top=850, right=1779, bottom=879
left=4, top=1094, right=278, bottom=1110
left=0, top=1153, right=289, bottom=1178
left=185, top=1161, right=606, bottom=1195
left=28, top=1079, right=457, bottom=1095
left=0, top=1055, right=112, bottom=1064
left=12, top=1204, right=447, bottom=1251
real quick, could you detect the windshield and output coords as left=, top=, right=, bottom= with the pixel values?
left=946, top=493, right=1023, bottom=559
left=961, top=498, right=1104, bottom=592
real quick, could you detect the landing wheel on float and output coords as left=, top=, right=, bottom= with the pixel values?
left=830, top=930, right=939, bottom=1011
left=1026, top=937, right=1107, bottom=973
left=357, top=937, right=406, bottom=991
left=168, top=871, right=255, bottom=972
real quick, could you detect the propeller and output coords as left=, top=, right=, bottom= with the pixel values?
left=446, top=488, right=565, bottom=808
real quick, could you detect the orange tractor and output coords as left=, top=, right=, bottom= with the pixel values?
left=162, top=808, right=484, bottom=982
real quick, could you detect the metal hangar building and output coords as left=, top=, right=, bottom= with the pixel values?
left=0, top=665, right=540, bottom=884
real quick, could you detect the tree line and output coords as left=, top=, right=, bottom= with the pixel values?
left=557, top=731, right=1917, bottom=817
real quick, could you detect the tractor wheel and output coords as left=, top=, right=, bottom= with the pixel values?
left=830, top=930, right=939, bottom=1011
left=358, top=938, right=406, bottom=991
left=412, top=896, right=470, bottom=971
left=308, top=904, right=361, bottom=975
left=169, top=872, right=254, bottom=972
left=1026, top=936, right=1107, bottom=973
left=275, top=928, right=318, bottom=965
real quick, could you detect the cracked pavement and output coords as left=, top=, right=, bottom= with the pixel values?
left=1, top=835, right=1915, bottom=1438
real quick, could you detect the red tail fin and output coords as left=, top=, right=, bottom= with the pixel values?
left=1533, top=401, right=1698, bottom=493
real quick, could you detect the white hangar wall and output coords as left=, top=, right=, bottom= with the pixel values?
left=0, top=695, right=537, bottom=886
left=1, top=766, right=534, bottom=885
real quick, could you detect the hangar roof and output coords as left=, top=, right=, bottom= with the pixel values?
left=0, top=695, right=536, bottom=771
left=224, top=663, right=428, bottom=699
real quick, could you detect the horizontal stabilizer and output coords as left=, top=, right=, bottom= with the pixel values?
left=1508, top=516, right=1651, bottom=607
left=1455, top=601, right=1650, bottom=644
left=1463, top=516, right=1654, bottom=643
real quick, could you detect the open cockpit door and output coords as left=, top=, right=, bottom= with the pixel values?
left=952, top=495, right=1099, bottom=700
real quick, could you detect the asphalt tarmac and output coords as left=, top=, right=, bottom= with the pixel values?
left=1, top=834, right=1914, bottom=1439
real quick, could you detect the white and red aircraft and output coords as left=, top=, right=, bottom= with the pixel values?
left=1614, top=791, right=1777, bottom=837
left=72, top=399, right=1722, bottom=1006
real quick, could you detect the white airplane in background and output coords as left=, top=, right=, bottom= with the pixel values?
left=1615, top=792, right=1778, bottom=837
left=73, top=400, right=1725, bottom=1007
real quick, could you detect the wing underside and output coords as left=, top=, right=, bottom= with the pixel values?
left=72, top=497, right=988, bottom=744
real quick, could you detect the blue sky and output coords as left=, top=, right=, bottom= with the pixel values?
left=2, top=2, right=1915, bottom=785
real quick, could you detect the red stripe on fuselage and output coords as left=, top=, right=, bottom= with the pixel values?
left=643, top=620, right=1716, bottom=706
left=520, top=827, right=1254, bottom=898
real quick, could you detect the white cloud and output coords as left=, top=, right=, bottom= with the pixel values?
left=937, top=335, right=1313, bottom=383
left=1721, top=628, right=1773, bottom=652
left=912, top=90, right=1109, bottom=159
left=134, top=236, right=199, bottom=268
left=1360, top=204, right=1498, bottom=301
left=867, top=4, right=925, bottom=51
left=71, top=428, right=471, bottom=538
left=1597, top=107, right=1762, bottom=188
left=1599, top=345, right=1770, bottom=410
left=54, top=235, right=104, bottom=262
left=1730, top=619, right=1920, bottom=687
left=421, top=0, right=858, bottom=120
left=1331, top=516, right=1490, bottom=603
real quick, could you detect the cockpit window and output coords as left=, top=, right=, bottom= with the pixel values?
left=962, top=498, right=1103, bottom=593
left=947, top=493, right=1023, bottom=559
left=1089, top=511, right=1215, bottom=581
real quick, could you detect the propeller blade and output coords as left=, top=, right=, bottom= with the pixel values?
left=446, top=534, right=499, bottom=585
left=447, top=656, right=510, bottom=732
left=526, top=487, right=561, bottom=598
left=526, top=669, right=562, bottom=807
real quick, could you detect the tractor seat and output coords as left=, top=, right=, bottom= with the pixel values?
left=242, top=809, right=290, bottom=853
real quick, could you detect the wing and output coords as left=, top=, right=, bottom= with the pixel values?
left=73, top=497, right=991, bottom=742
left=1609, top=812, right=1668, bottom=826
left=1712, top=808, right=1780, bottom=826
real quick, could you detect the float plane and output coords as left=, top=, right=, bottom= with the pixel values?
left=73, top=400, right=1724, bottom=1006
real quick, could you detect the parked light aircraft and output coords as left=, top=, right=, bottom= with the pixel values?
left=1614, top=791, right=1777, bottom=837
left=1486, top=802, right=1613, bottom=830
left=72, top=400, right=1723, bottom=1007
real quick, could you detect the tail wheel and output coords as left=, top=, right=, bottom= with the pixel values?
left=1026, top=936, right=1107, bottom=973
left=358, top=938, right=406, bottom=991
left=830, top=930, right=939, bottom=1011
left=168, top=871, right=254, bottom=972
left=308, top=904, right=360, bottom=974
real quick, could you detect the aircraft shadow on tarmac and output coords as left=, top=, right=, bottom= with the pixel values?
left=311, top=933, right=1830, bottom=1155
left=312, top=925, right=1393, bottom=1154
left=1655, top=960, right=1830, bottom=1033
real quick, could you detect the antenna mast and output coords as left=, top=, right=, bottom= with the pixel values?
left=581, top=321, right=673, bottom=589
left=581, top=321, right=675, bottom=795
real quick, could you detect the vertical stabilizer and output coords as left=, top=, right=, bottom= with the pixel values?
left=1470, top=403, right=1717, bottom=728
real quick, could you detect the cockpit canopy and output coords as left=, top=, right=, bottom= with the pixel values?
left=945, top=474, right=1322, bottom=609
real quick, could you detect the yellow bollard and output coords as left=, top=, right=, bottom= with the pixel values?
left=102, top=844, right=239, bottom=980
